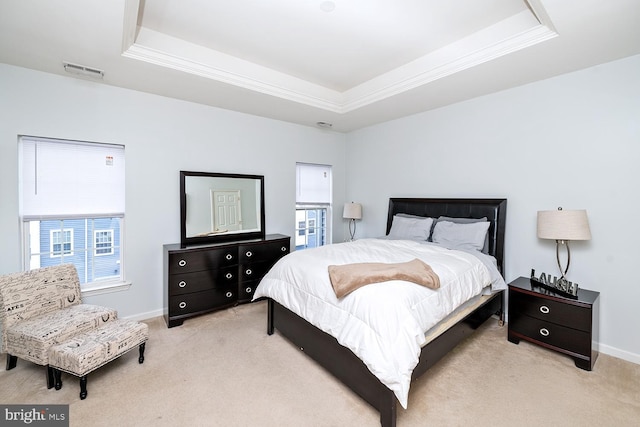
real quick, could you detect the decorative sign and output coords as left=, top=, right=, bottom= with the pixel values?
left=530, top=268, right=579, bottom=298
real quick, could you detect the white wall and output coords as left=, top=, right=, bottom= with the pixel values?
left=2, top=54, right=639, bottom=363
left=346, top=54, right=640, bottom=362
left=0, top=63, right=347, bottom=319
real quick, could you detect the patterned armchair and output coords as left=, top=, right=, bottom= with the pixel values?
left=0, top=264, right=117, bottom=388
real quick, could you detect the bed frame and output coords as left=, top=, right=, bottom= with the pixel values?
left=266, top=198, right=507, bottom=426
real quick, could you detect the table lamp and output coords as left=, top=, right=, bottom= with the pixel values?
left=537, top=207, right=591, bottom=294
left=343, top=202, right=362, bottom=241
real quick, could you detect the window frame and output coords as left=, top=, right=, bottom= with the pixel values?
left=294, top=204, right=330, bottom=250
left=19, top=136, right=129, bottom=296
left=295, top=162, right=332, bottom=250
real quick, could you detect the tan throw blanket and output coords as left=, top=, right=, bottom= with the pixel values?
left=328, top=258, right=440, bottom=298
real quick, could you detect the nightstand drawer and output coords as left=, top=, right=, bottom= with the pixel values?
left=510, top=289, right=592, bottom=332
left=509, top=312, right=591, bottom=356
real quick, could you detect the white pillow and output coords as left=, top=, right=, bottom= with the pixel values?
left=387, top=215, right=434, bottom=240
left=431, top=220, right=490, bottom=251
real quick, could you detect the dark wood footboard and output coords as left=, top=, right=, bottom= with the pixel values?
left=267, top=290, right=504, bottom=427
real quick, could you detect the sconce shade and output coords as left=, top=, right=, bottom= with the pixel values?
left=343, top=203, right=362, bottom=220
left=537, top=209, right=591, bottom=241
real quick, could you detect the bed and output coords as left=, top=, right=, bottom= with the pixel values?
left=255, top=198, right=507, bottom=426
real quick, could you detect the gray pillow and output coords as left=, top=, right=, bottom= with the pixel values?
left=388, top=215, right=434, bottom=241
left=431, top=220, right=490, bottom=252
left=432, top=216, right=490, bottom=253
left=395, top=213, right=428, bottom=219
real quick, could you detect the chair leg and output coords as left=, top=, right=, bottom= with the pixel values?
left=6, top=354, right=17, bottom=370
left=47, top=365, right=56, bottom=389
left=138, top=342, right=146, bottom=364
left=53, top=368, right=63, bottom=390
left=79, top=375, right=88, bottom=400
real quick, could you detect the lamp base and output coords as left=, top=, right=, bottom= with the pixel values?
left=348, top=218, right=357, bottom=241
left=530, top=269, right=579, bottom=298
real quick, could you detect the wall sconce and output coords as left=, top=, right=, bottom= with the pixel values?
left=343, top=202, right=362, bottom=241
left=534, top=207, right=591, bottom=296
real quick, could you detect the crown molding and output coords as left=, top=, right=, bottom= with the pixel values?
left=121, top=0, right=557, bottom=114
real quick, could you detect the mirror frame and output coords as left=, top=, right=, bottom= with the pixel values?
left=180, top=171, right=266, bottom=246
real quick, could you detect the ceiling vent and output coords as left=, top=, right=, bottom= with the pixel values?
left=316, top=121, right=333, bottom=129
left=63, top=62, right=104, bottom=79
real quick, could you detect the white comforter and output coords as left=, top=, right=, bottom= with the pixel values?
left=253, top=238, right=496, bottom=409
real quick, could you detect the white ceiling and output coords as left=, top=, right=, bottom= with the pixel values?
left=1, top=0, right=639, bottom=132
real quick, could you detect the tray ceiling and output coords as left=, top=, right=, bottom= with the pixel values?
left=1, top=0, right=639, bottom=132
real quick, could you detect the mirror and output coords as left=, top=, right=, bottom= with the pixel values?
left=180, top=171, right=265, bottom=246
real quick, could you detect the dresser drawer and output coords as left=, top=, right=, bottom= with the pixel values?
left=509, top=312, right=591, bottom=356
left=168, top=247, right=237, bottom=272
left=168, top=266, right=237, bottom=296
left=238, top=279, right=260, bottom=303
left=509, top=289, right=592, bottom=332
left=239, top=239, right=289, bottom=263
left=169, top=288, right=236, bottom=316
left=239, top=260, right=279, bottom=282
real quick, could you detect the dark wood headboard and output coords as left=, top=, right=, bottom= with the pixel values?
left=386, top=198, right=507, bottom=275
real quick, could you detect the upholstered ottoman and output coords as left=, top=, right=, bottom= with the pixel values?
left=48, top=319, right=148, bottom=399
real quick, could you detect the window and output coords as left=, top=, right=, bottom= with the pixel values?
left=295, top=163, right=332, bottom=250
left=19, top=136, right=125, bottom=291
left=95, top=229, right=114, bottom=255
left=51, top=228, right=73, bottom=257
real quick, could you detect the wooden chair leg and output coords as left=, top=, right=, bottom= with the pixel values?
left=47, top=365, right=56, bottom=389
left=6, top=354, right=17, bottom=370
left=138, top=342, right=146, bottom=364
left=79, top=375, right=88, bottom=400
left=53, top=368, right=63, bottom=390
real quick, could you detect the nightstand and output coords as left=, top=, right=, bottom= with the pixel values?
left=507, top=276, right=600, bottom=370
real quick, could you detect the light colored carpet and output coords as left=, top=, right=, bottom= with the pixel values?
left=2, top=300, right=639, bottom=426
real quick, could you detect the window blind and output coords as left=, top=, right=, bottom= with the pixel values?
left=296, top=163, right=332, bottom=204
left=20, top=137, right=125, bottom=218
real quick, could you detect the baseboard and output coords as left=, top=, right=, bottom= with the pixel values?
left=599, top=343, right=640, bottom=365
left=122, top=309, right=164, bottom=323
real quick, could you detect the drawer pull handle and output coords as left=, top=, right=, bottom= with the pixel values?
left=178, top=259, right=187, bottom=267
left=246, top=268, right=252, bottom=276
left=225, top=254, right=233, bottom=261
left=178, top=281, right=186, bottom=288
left=225, top=273, right=233, bottom=279
left=281, top=246, right=287, bottom=252
left=539, top=328, right=550, bottom=337
left=245, top=251, right=253, bottom=257
left=245, top=287, right=252, bottom=293
left=225, top=291, right=233, bottom=298
left=178, top=302, right=187, bottom=309
left=540, top=305, right=550, bottom=314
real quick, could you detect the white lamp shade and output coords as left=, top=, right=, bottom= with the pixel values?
left=537, top=209, right=591, bottom=241
left=343, top=203, right=362, bottom=220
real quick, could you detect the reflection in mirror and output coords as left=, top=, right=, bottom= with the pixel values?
left=180, top=171, right=265, bottom=246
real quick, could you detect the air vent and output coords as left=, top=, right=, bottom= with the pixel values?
left=63, top=62, right=104, bottom=79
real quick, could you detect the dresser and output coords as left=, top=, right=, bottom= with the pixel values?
left=163, top=234, right=290, bottom=328
left=507, top=276, right=599, bottom=370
